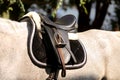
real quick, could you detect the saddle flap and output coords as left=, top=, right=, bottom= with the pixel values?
left=42, top=25, right=71, bottom=64
left=42, top=24, right=87, bottom=69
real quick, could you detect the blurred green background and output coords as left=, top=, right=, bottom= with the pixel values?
left=0, top=0, right=120, bottom=31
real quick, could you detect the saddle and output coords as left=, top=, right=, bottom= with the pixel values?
left=20, top=12, right=87, bottom=80
left=40, top=14, right=87, bottom=78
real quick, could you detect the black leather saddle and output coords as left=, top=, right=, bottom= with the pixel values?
left=40, top=14, right=87, bottom=76
left=20, top=12, right=87, bottom=79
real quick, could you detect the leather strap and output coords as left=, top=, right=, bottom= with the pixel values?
left=54, top=29, right=66, bottom=77
left=57, top=48, right=66, bottom=77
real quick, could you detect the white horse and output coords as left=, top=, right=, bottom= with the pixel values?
left=0, top=12, right=120, bottom=80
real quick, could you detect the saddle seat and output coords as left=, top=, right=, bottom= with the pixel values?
left=41, top=14, right=76, bottom=31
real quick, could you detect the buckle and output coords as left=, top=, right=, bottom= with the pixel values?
left=54, top=32, right=66, bottom=48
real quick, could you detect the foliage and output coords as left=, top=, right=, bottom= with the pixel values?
left=1, top=0, right=120, bottom=31
left=51, top=0, right=63, bottom=17
left=79, top=0, right=91, bottom=14
left=0, top=0, right=25, bottom=20
left=79, top=0, right=88, bottom=14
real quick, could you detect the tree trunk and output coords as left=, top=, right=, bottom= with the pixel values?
left=75, top=0, right=92, bottom=32
left=91, top=0, right=110, bottom=29
left=75, top=0, right=110, bottom=32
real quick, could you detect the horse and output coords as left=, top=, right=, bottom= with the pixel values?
left=0, top=12, right=120, bottom=80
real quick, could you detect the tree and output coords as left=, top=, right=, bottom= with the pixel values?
left=1, top=0, right=120, bottom=31
left=0, top=0, right=25, bottom=20
left=74, top=0, right=110, bottom=32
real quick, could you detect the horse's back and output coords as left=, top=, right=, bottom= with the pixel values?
left=76, top=29, right=120, bottom=80
left=0, top=18, right=47, bottom=80
left=1, top=17, right=120, bottom=80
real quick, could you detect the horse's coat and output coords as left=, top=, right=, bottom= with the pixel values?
left=0, top=12, right=120, bottom=80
